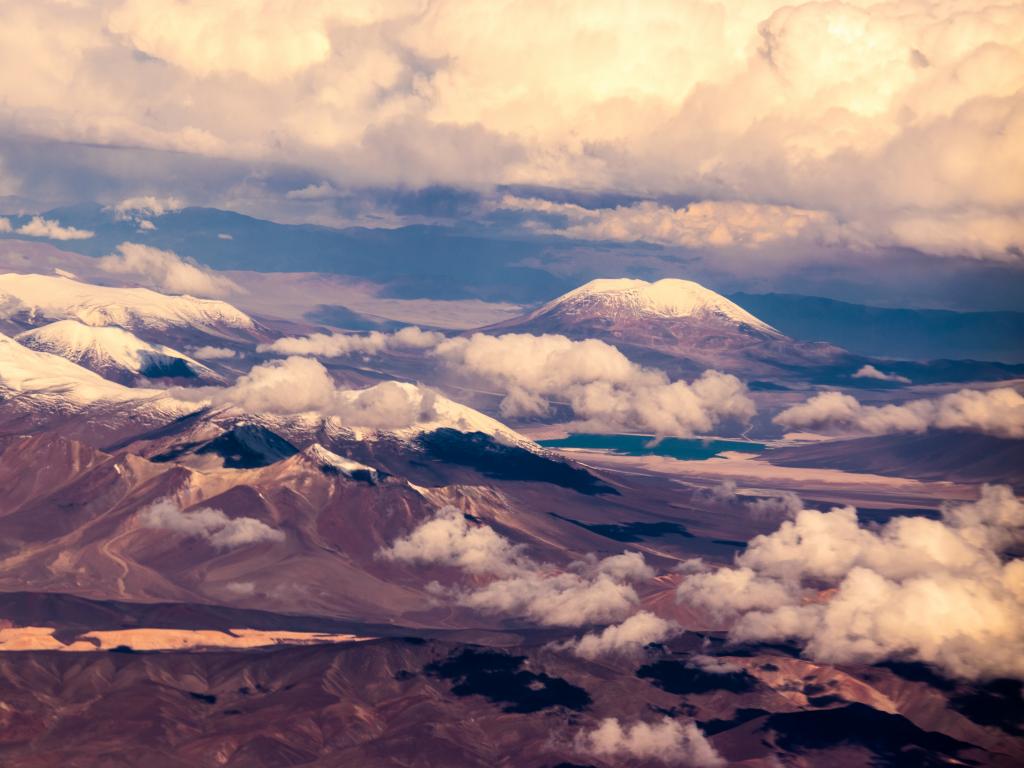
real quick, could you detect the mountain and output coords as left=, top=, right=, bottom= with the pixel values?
left=729, top=292, right=1024, bottom=363
left=16, top=320, right=223, bottom=385
left=484, top=277, right=847, bottom=379
left=761, top=431, right=1024, bottom=489
left=518, top=277, right=779, bottom=332
left=0, top=272, right=258, bottom=342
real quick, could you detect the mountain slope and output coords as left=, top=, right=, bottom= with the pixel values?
left=484, top=277, right=846, bottom=379
left=526, top=277, right=779, bottom=332
left=16, top=320, right=223, bottom=385
left=730, top=291, right=1024, bottom=363
left=0, top=272, right=256, bottom=339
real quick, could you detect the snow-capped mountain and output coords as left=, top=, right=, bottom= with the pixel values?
left=0, top=272, right=256, bottom=339
left=0, top=330, right=198, bottom=442
left=528, top=278, right=779, bottom=333
left=16, top=320, right=224, bottom=385
left=484, top=277, right=846, bottom=379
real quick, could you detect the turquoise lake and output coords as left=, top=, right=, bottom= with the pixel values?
left=537, top=433, right=765, bottom=460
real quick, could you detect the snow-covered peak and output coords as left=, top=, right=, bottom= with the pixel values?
left=300, top=444, right=379, bottom=479
left=15, top=320, right=219, bottom=382
left=0, top=330, right=163, bottom=405
left=535, top=277, right=776, bottom=332
left=0, top=273, right=255, bottom=333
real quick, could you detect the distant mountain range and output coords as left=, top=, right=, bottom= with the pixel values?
left=481, top=278, right=1024, bottom=384
left=729, top=292, right=1024, bottom=363
left=2, top=203, right=1022, bottom=362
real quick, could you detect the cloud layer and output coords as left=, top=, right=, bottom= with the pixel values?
left=138, top=498, right=284, bottom=548
left=0, top=1, right=1020, bottom=260
left=573, top=717, right=723, bottom=767
left=185, top=356, right=445, bottom=430
left=380, top=506, right=660, bottom=631
left=676, top=485, right=1024, bottom=680
left=774, top=387, right=1024, bottom=438
left=264, top=328, right=756, bottom=436
left=97, top=242, right=241, bottom=297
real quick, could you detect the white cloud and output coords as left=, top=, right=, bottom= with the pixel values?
left=852, top=364, right=911, bottom=384
left=286, top=182, right=340, bottom=200
left=435, top=333, right=756, bottom=436
left=182, top=356, right=447, bottom=431
left=0, top=218, right=11, bottom=233
left=137, top=498, right=285, bottom=548
left=558, top=611, right=677, bottom=660
left=97, top=242, right=241, bottom=297
left=259, top=327, right=444, bottom=357
left=264, top=328, right=756, bottom=436
left=380, top=506, right=657, bottom=626
left=705, top=480, right=803, bottom=522
left=112, top=195, right=184, bottom=220
left=676, top=485, right=1024, bottom=680
left=573, top=717, right=724, bottom=767
left=14, top=216, right=93, bottom=240
left=501, top=196, right=851, bottom=250
left=774, top=387, right=1024, bottom=438
left=190, top=345, right=236, bottom=360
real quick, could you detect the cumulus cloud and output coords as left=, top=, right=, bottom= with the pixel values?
left=573, top=717, right=724, bottom=767
left=97, top=242, right=241, bottom=297
left=852, top=364, right=911, bottom=384
left=190, top=345, right=236, bottom=360
left=436, top=333, right=756, bottom=435
left=12, top=216, right=93, bottom=240
left=676, top=485, right=1024, bottom=680
left=182, top=356, right=446, bottom=430
left=111, top=195, right=184, bottom=220
left=558, top=611, right=677, bottom=660
left=265, top=328, right=756, bottom=436
left=705, top=480, right=803, bottom=522
left=774, top=387, right=1024, bottom=438
left=259, top=326, right=444, bottom=357
left=137, top=498, right=285, bottom=548
left=380, top=506, right=658, bottom=627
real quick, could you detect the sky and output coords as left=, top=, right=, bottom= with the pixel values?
left=0, top=0, right=1021, bottom=308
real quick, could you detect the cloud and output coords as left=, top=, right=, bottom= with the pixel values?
left=182, top=355, right=447, bottom=431
left=573, top=717, right=724, bottom=767
left=137, top=498, right=285, bottom=548
left=0, top=218, right=11, bottom=233
left=259, top=326, right=444, bottom=357
left=13, top=216, right=93, bottom=240
left=558, top=611, right=677, bottom=660
left=774, top=387, right=1024, bottom=438
left=0, top=2, right=1020, bottom=260
left=501, top=196, right=851, bottom=250
left=111, top=195, right=184, bottom=220
left=264, top=328, right=756, bottom=436
left=190, top=345, right=236, bottom=360
left=676, top=485, right=1024, bottom=680
left=436, top=333, right=756, bottom=435
left=286, top=182, right=340, bottom=200
left=704, top=480, right=803, bottom=522
left=852, top=364, right=911, bottom=384
left=380, top=506, right=658, bottom=626
left=97, top=242, right=241, bottom=297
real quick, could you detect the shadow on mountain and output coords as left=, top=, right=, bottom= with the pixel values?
left=762, top=703, right=976, bottom=767
left=418, top=429, right=618, bottom=495
left=425, top=648, right=591, bottom=713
